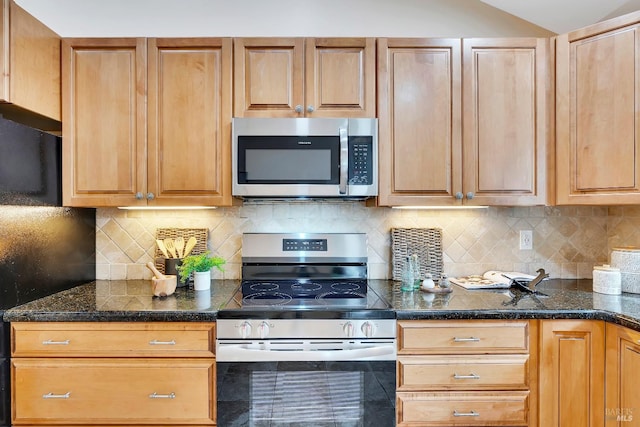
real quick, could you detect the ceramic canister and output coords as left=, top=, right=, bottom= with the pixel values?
left=611, top=247, right=640, bottom=294
left=592, top=265, right=621, bottom=295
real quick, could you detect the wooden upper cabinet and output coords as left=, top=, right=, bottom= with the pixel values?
left=377, top=37, right=548, bottom=207
left=463, top=38, right=549, bottom=206
left=376, top=38, right=462, bottom=206
left=147, top=38, right=232, bottom=206
left=62, top=38, right=147, bottom=207
left=62, top=37, right=233, bottom=207
left=234, top=37, right=375, bottom=117
left=556, top=12, right=640, bottom=204
left=0, top=0, right=61, bottom=130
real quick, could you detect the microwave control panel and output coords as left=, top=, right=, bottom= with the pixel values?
left=348, top=136, right=373, bottom=185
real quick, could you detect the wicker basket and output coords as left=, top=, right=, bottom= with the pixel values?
left=391, top=228, right=443, bottom=281
left=154, top=228, right=208, bottom=274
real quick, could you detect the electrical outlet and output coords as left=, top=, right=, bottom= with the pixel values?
left=520, top=230, right=533, bottom=250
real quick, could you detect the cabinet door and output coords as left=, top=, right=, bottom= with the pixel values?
left=539, top=320, right=605, bottom=427
left=148, top=38, right=232, bottom=206
left=0, top=0, right=61, bottom=128
left=605, top=323, right=640, bottom=426
left=556, top=13, right=640, bottom=204
left=463, top=38, right=549, bottom=206
left=305, top=38, right=375, bottom=118
left=62, top=38, right=147, bottom=207
left=377, top=38, right=462, bottom=206
left=234, top=37, right=304, bottom=117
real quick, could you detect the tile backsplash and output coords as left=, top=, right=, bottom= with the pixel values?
left=95, top=203, right=635, bottom=281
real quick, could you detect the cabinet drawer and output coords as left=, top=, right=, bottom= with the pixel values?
left=12, top=358, right=215, bottom=425
left=11, top=322, right=215, bottom=357
left=397, top=391, right=529, bottom=426
left=398, top=354, right=529, bottom=390
left=398, top=320, right=529, bottom=354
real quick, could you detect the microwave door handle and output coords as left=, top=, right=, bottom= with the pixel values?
left=339, top=127, right=348, bottom=194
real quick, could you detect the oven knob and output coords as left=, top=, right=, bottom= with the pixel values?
left=361, top=321, right=376, bottom=338
left=239, top=321, right=252, bottom=339
left=258, top=321, right=270, bottom=339
left=343, top=321, right=355, bottom=338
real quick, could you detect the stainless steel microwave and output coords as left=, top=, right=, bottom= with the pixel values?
left=232, top=117, right=378, bottom=199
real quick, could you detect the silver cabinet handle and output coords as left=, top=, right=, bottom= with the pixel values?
left=453, top=410, right=479, bottom=417
left=466, top=192, right=475, bottom=199
left=307, top=105, right=315, bottom=113
left=42, top=339, right=70, bottom=345
left=43, top=392, right=70, bottom=399
left=453, top=337, right=480, bottom=342
left=149, top=339, right=176, bottom=345
left=149, top=392, right=176, bottom=399
left=453, top=373, right=480, bottom=380
left=295, top=105, right=303, bottom=113
left=135, top=192, right=144, bottom=200
left=147, top=192, right=155, bottom=200
left=455, top=192, right=463, bottom=200
left=339, top=127, right=348, bottom=194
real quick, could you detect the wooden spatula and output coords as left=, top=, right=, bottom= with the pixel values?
left=164, top=238, right=177, bottom=258
left=183, top=237, right=197, bottom=257
left=174, top=237, right=185, bottom=258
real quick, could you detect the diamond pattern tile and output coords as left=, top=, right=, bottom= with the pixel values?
left=94, top=204, right=625, bottom=280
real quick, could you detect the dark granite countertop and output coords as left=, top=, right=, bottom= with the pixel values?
left=2, top=280, right=240, bottom=322
left=4, top=279, right=640, bottom=332
left=368, top=279, right=640, bottom=331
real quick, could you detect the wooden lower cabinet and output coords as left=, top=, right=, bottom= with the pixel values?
left=398, top=391, right=530, bottom=426
left=11, top=322, right=216, bottom=426
left=397, top=320, right=537, bottom=426
left=605, top=323, right=640, bottom=426
left=539, top=319, right=605, bottom=427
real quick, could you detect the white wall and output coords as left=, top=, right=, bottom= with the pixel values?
left=15, top=0, right=553, bottom=37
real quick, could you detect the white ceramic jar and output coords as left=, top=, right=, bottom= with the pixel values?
left=611, top=247, right=640, bottom=294
left=592, top=264, right=621, bottom=295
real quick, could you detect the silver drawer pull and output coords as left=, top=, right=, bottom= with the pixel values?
left=43, top=392, right=70, bottom=399
left=149, top=392, right=176, bottom=399
left=42, top=339, right=70, bottom=345
left=453, top=410, right=479, bottom=417
left=453, top=337, right=480, bottom=342
left=453, top=373, right=480, bottom=380
left=149, top=339, right=176, bottom=345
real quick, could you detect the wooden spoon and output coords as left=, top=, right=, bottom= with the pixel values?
left=183, top=237, right=197, bottom=257
left=146, top=262, right=166, bottom=279
left=156, top=239, right=170, bottom=258
left=174, top=237, right=185, bottom=259
left=164, top=238, right=177, bottom=258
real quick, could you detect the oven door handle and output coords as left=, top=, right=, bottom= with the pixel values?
left=216, top=340, right=396, bottom=362
left=339, top=127, right=348, bottom=194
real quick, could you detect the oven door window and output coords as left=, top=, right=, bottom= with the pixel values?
left=237, top=136, right=339, bottom=184
left=217, top=361, right=395, bottom=427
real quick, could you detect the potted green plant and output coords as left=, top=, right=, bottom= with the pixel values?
left=176, top=251, right=225, bottom=290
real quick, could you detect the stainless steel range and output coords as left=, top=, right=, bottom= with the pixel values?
left=216, top=233, right=396, bottom=427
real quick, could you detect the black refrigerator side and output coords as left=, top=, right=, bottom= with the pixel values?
left=0, top=116, right=97, bottom=427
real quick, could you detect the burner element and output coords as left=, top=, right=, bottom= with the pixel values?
left=249, top=283, right=279, bottom=292
left=243, top=292, right=293, bottom=306
left=317, top=291, right=366, bottom=299
left=291, top=282, right=323, bottom=292
left=331, top=282, right=360, bottom=291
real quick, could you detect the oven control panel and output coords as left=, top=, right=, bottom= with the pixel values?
left=282, top=238, right=327, bottom=252
left=217, top=318, right=396, bottom=340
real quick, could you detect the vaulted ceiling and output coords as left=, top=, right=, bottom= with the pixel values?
left=480, top=0, right=640, bottom=33
left=13, top=0, right=640, bottom=36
